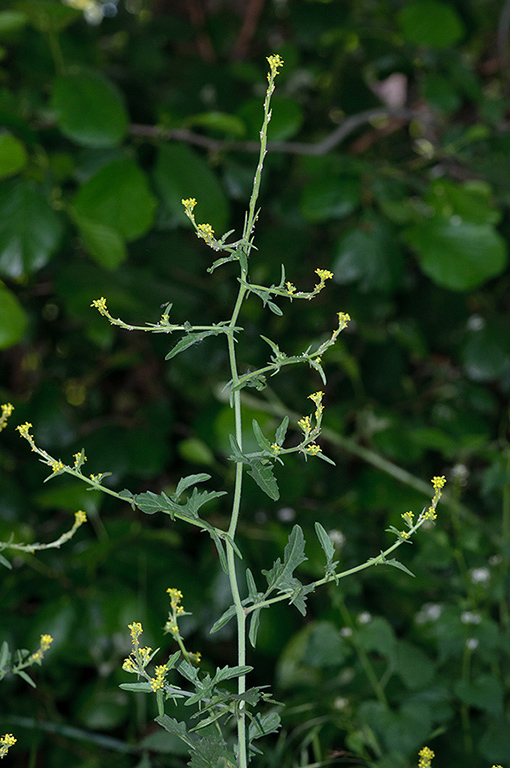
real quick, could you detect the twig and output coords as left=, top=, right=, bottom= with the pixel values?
left=497, top=0, right=510, bottom=64
left=129, top=107, right=416, bottom=155
left=232, top=0, right=266, bottom=61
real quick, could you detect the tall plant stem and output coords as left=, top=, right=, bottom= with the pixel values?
left=226, top=280, right=249, bottom=768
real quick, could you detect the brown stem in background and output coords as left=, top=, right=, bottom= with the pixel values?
left=232, top=0, right=266, bottom=60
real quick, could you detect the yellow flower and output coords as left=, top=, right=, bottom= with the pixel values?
left=0, top=733, right=16, bottom=758
left=75, top=510, right=87, bottom=525
left=0, top=403, right=14, bottom=433
left=401, top=510, right=414, bottom=526
left=305, top=444, right=322, bottom=456
left=308, top=391, right=324, bottom=406
left=40, top=635, right=53, bottom=652
left=128, top=622, right=143, bottom=643
left=49, top=459, right=65, bottom=474
left=266, top=54, right=284, bottom=76
left=285, top=281, right=296, bottom=295
left=91, top=297, right=108, bottom=316
left=271, top=443, right=282, bottom=454
left=150, top=664, right=167, bottom=691
left=418, top=747, right=434, bottom=768
left=337, top=312, right=351, bottom=328
left=196, top=223, right=215, bottom=244
left=122, top=657, right=136, bottom=673
left=298, top=415, right=311, bottom=434
left=431, top=476, right=446, bottom=490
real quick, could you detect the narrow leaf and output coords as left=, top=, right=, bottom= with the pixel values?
left=165, top=330, right=218, bottom=361
left=275, top=415, right=289, bottom=446
left=249, top=608, right=261, bottom=648
left=210, top=604, right=237, bottom=633
left=315, top=521, right=335, bottom=564
left=252, top=419, right=272, bottom=452
left=17, top=669, right=36, bottom=688
left=174, top=473, right=211, bottom=499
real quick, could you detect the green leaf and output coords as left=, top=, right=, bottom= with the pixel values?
left=165, top=330, right=220, bottom=361
left=314, top=522, right=335, bottom=565
left=16, top=669, right=36, bottom=688
left=403, top=218, right=507, bottom=291
left=248, top=609, right=262, bottom=648
left=0, top=554, right=12, bottom=569
left=0, top=180, right=63, bottom=278
left=174, top=473, right=211, bottom=499
left=155, top=715, right=194, bottom=749
left=0, top=283, right=28, bottom=348
left=0, top=11, right=27, bottom=35
left=210, top=604, right=237, bottom=634
left=154, top=144, right=229, bottom=232
left=119, top=682, right=153, bottom=693
left=0, top=641, right=10, bottom=670
left=247, top=458, right=280, bottom=500
left=454, top=674, right=504, bottom=717
left=396, top=640, right=436, bottom=690
left=185, top=111, right=245, bottom=138
left=398, top=1, right=465, bottom=49
left=0, top=131, right=27, bottom=179
left=300, top=176, right=361, bottom=223
left=16, top=0, right=81, bottom=31
left=262, top=525, right=308, bottom=610
left=333, top=215, right=404, bottom=292
left=51, top=70, right=128, bottom=148
left=274, top=416, right=289, bottom=446
left=73, top=157, right=156, bottom=242
left=72, top=213, right=127, bottom=270
left=252, top=419, right=272, bottom=452
left=212, top=664, right=253, bottom=684
left=238, top=96, right=303, bottom=141
left=249, top=711, right=281, bottom=740
left=426, top=180, right=501, bottom=225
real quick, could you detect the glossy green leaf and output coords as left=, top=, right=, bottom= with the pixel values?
left=404, top=218, right=507, bottom=290
left=0, top=180, right=63, bottom=278
left=51, top=70, right=128, bottom=148
left=426, top=180, right=501, bottom=225
left=398, top=1, right=465, bottom=48
left=154, top=144, right=229, bottom=232
left=0, top=10, right=27, bottom=34
left=238, top=96, right=303, bottom=141
left=185, top=111, right=245, bottom=137
left=0, top=131, right=27, bottom=178
left=333, top=215, right=404, bottom=292
left=0, top=283, right=28, bottom=348
left=300, top=176, right=361, bottom=223
left=73, top=213, right=127, bottom=270
left=73, top=157, right=156, bottom=241
left=15, top=0, right=80, bottom=30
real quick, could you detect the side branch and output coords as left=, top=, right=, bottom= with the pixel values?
left=129, top=107, right=416, bottom=156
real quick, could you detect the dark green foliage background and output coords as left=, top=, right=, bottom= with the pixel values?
left=0, top=1, right=509, bottom=766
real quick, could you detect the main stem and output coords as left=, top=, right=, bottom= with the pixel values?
left=226, top=279, right=248, bottom=768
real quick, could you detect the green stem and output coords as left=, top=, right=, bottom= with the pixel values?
left=225, top=280, right=249, bottom=768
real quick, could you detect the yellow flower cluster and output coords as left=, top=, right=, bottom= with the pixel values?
left=0, top=403, right=14, bottom=433
left=418, top=747, right=434, bottom=768
left=15, top=422, right=36, bottom=451
left=305, top=444, right=322, bottom=456
left=423, top=475, right=446, bottom=522
left=29, top=634, right=53, bottom=663
left=50, top=459, right=65, bottom=474
left=0, top=734, right=16, bottom=759
left=75, top=510, right=87, bottom=525
left=90, top=297, right=108, bottom=316
left=150, top=664, right=167, bottom=691
left=314, top=268, right=333, bottom=292
left=267, top=54, right=284, bottom=78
